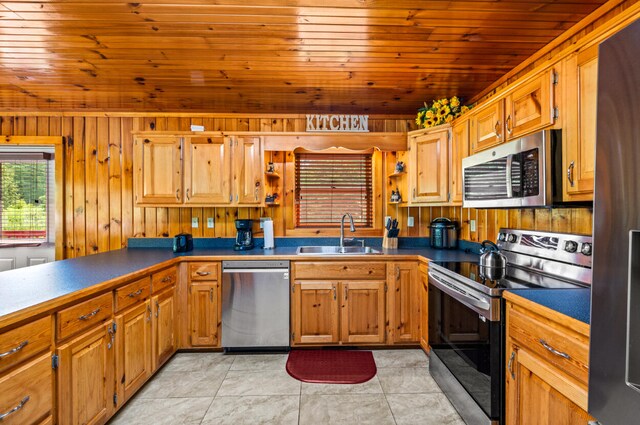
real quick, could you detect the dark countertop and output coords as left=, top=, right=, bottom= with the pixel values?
left=0, top=244, right=479, bottom=325
left=507, top=288, right=591, bottom=324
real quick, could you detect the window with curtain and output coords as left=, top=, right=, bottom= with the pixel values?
left=295, top=152, right=373, bottom=228
left=0, top=153, right=51, bottom=242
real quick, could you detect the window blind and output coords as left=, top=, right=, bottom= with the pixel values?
left=0, top=156, right=49, bottom=241
left=295, top=153, right=373, bottom=228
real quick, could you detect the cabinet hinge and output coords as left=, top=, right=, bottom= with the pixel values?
left=113, top=393, right=118, bottom=406
left=291, top=332, right=295, bottom=340
left=553, top=107, right=559, bottom=120
left=291, top=284, right=295, bottom=293
left=448, top=192, right=451, bottom=202
left=51, top=354, right=59, bottom=370
left=552, top=71, right=559, bottom=85
left=112, top=322, right=117, bottom=333
left=384, top=283, right=388, bottom=292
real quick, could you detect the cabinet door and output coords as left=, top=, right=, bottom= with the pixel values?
left=419, top=264, right=429, bottom=352
left=189, top=282, right=219, bottom=347
left=409, top=129, right=449, bottom=204
left=234, top=136, right=264, bottom=205
left=152, top=288, right=176, bottom=370
left=505, top=69, right=555, bottom=140
left=340, top=281, right=385, bottom=344
left=183, top=136, right=231, bottom=205
left=563, top=46, right=597, bottom=201
left=0, top=354, right=52, bottom=425
left=470, top=100, right=505, bottom=153
left=506, top=345, right=592, bottom=425
left=134, top=137, right=182, bottom=205
left=57, top=323, right=115, bottom=425
left=388, top=262, right=420, bottom=344
left=291, top=281, right=339, bottom=345
left=450, top=119, right=469, bottom=204
left=115, top=300, right=152, bottom=403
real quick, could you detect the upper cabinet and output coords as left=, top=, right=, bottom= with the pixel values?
left=408, top=127, right=449, bottom=204
left=470, top=69, right=558, bottom=154
left=134, top=134, right=264, bottom=207
left=562, top=45, right=598, bottom=201
left=450, top=118, right=469, bottom=205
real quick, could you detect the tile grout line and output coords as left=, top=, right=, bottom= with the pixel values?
left=198, top=353, right=236, bottom=425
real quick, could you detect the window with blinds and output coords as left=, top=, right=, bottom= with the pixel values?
left=295, top=152, right=373, bottom=228
left=0, top=153, right=51, bottom=241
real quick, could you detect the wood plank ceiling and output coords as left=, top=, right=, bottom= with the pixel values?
left=0, top=0, right=607, bottom=114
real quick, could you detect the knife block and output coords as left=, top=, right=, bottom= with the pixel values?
left=382, top=234, right=398, bottom=249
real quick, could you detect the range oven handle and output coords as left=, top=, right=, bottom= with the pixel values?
left=428, top=271, right=494, bottom=319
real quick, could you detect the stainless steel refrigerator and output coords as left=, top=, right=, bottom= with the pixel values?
left=590, top=18, right=640, bottom=424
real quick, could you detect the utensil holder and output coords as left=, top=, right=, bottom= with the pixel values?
left=382, top=235, right=398, bottom=249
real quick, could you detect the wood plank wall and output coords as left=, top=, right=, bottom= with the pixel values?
left=0, top=114, right=592, bottom=259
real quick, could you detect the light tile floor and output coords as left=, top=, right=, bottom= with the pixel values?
left=108, top=349, right=465, bottom=425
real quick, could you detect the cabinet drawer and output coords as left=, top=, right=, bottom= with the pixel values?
left=56, top=293, right=113, bottom=341
left=0, top=353, right=52, bottom=425
left=152, top=267, right=177, bottom=293
left=293, top=262, right=386, bottom=280
left=115, top=276, right=151, bottom=312
left=509, top=304, right=589, bottom=385
left=0, top=316, right=51, bottom=375
left=189, top=263, right=219, bottom=281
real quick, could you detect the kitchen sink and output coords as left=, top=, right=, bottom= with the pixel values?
left=296, top=246, right=382, bottom=255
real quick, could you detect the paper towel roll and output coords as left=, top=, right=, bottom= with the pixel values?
left=263, top=220, right=275, bottom=249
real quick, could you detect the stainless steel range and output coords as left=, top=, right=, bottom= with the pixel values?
left=428, top=229, right=592, bottom=425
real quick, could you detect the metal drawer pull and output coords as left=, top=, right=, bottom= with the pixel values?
left=127, top=289, right=143, bottom=298
left=0, top=396, right=30, bottom=420
left=161, top=275, right=173, bottom=283
left=567, top=161, right=575, bottom=187
left=0, top=340, right=28, bottom=358
left=539, top=339, right=570, bottom=359
left=196, top=271, right=211, bottom=276
left=147, top=305, right=152, bottom=322
left=508, top=351, right=516, bottom=379
left=78, top=308, right=101, bottom=321
left=155, top=300, right=160, bottom=318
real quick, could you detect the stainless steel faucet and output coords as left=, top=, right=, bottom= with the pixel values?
left=340, top=213, right=356, bottom=249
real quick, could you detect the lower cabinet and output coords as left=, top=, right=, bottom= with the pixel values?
left=115, top=300, right=152, bottom=403
left=388, top=262, right=420, bottom=344
left=57, top=322, right=116, bottom=425
left=291, top=280, right=386, bottom=345
left=189, top=282, right=220, bottom=347
left=152, top=287, right=177, bottom=370
left=418, top=262, right=429, bottom=352
left=0, top=353, right=53, bottom=425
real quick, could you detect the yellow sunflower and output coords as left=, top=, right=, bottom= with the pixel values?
left=425, top=110, right=435, bottom=119
left=450, top=96, right=460, bottom=108
left=436, top=105, right=451, bottom=118
left=461, top=105, right=470, bottom=114
left=432, top=100, right=441, bottom=109
left=424, top=118, right=436, bottom=128
left=415, top=110, right=425, bottom=125
left=441, top=98, right=449, bottom=106
left=445, top=115, right=454, bottom=123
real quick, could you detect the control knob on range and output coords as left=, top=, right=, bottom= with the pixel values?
left=508, top=234, right=518, bottom=243
left=581, top=242, right=592, bottom=256
left=498, top=233, right=507, bottom=241
left=564, top=240, right=578, bottom=253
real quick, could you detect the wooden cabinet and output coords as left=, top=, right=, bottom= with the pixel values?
left=183, top=136, right=231, bottom=204
left=56, top=292, right=113, bottom=341
left=0, top=353, right=53, bottom=425
left=505, top=69, right=556, bottom=140
left=408, top=127, right=449, bottom=204
left=504, top=293, right=593, bottom=425
left=0, top=316, right=51, bottom=375
left=418, top=262, right=429, bottom=352
left=134, top=133, right=264, bottom=207
left=133, top=136, right=182, bottom=205
left=291, top=281, right=340, bottom=345
left=470, top=99, right=505, bottom=153
left=387, top=262, right=420, bottom=344
left=151, top=287, right=176, bottom=370
left=57, top=322, right=116, bottom=425
left=450, top=118, right=469, bottom=205
left=189, top=282, right=220, bottom=347
left=563, top=45, right=598, bottom=201
left=291, top=261, right=388, bottom=345
left=340, top=281, right=386, bottom=344
left=115, top=300, right=152, bottom=403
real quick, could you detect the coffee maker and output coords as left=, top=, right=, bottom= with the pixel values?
left=234, top=219, right=254, bottom=251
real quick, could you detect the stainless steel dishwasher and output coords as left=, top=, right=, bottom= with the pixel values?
left=221, top=260, right=290, bottom=351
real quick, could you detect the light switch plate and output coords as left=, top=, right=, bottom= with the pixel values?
left=192, top=217, right=199, bottom=228
left=407, top=216, right=415, bottom=227
left=207, top=217, right=214, bottom=228
left=470, top=219, right=476, bottom=232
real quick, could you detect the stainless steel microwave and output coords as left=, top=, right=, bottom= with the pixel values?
left=462, top=130, right=562, bottom=208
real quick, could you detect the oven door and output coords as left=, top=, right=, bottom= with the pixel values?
left=428, top=271, right=503, bottom=424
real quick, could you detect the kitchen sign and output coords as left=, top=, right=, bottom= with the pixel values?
left=306, top=114, right=369, bottom=132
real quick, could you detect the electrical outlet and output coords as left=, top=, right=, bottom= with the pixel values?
left=191, top=217, right=199, bottom=228
left=407, top=216, right=415, bottom=227
left=207, top=217, right=214, bottom=228
left=470, top=219, right=476, bottom=232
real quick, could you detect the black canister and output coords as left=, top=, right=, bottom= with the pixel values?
left=429, top=217, right=459, bottom=249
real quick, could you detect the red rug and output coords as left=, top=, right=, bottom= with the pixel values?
left=286, top=350, right=377, bottom=384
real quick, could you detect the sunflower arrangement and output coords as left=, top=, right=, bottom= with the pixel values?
left=415, top=96, right=471, bottom=129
